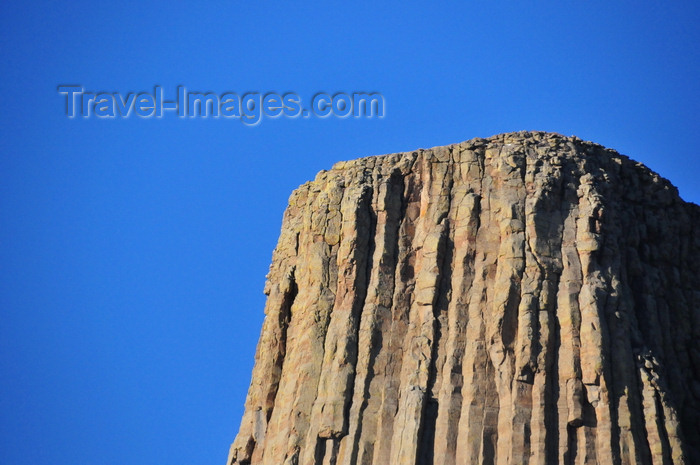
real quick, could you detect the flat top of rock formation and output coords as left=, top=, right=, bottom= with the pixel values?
left=304, top=131, right=696, bottom=211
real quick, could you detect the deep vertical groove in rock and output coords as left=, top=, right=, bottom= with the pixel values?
left=227, top=132, right=700, bottom=465
left=433, top=144, right=483, bottom=465
left=337, top=166, right=403, bottom=465
left=389, top=148, right=451, bottom=465
left=418, top=149, right=455, bottom=465
left=370, top=154, right=420, bottom=464
left=304, top=181, right=374, bottom=465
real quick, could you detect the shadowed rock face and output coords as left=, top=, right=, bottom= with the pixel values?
left=227, top=132, right=700, bottom=465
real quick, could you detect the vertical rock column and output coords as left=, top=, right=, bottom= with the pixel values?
left=227, top=132, right=700, bottom=465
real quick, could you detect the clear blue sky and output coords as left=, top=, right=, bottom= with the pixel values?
left=1, top=2, right=698, bottom=465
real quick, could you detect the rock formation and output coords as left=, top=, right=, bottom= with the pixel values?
left=227, top=131, right=700, bottom=465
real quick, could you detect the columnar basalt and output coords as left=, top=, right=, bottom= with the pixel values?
left=227, top=132, right=700, bottom=465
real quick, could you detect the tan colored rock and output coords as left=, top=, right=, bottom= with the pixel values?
left=227, top=132, right=700, bottom=465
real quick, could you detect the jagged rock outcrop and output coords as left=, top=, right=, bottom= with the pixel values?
left=227, top=131, right=700, bottom=465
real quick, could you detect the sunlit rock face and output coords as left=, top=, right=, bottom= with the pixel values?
left=227, top=132, right=700, bottom=465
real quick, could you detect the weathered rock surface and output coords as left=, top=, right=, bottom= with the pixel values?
left=227, top=131, right=700, bottom=465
